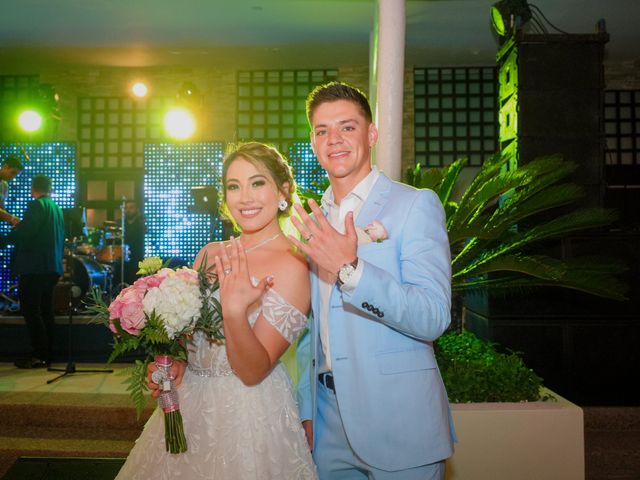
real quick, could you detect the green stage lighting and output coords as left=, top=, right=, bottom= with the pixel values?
left=17, top=110, right=43, bottom=132
left=491, top=0, right=532, bottom=36
left=164, top=108, right=196, bottom=140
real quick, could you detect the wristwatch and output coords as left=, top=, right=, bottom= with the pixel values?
left=337, top=258, right=359, bottom=286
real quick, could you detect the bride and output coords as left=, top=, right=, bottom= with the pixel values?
left=115, top=142, right=317, bottom=479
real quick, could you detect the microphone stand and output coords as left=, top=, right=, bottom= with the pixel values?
left=120, top=197, right=126, bottom=288
left=47, top=238, right=113, bottom=384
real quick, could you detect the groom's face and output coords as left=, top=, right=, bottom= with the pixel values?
left=310, top=99, right=378, bottom=186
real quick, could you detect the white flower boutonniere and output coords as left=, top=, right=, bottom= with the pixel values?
left=365, top=220, right=388, bottom=242
left=356, top=220, right=389, bottom=245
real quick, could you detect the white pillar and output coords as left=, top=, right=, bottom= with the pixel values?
left=373, top=0, right=405, bottom=181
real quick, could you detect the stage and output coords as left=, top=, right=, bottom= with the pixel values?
left=0, top=361, right=154, bottom=478
left=0, top=312, right=141, bottom=365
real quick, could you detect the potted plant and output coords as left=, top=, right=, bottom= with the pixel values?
left=407, top=153, right=626, bottom=480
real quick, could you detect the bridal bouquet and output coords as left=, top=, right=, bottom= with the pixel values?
left=89, top=256, right=222, bottom=454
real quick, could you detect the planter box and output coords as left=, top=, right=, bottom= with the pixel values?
left=446, top=389, right=584, bottom=480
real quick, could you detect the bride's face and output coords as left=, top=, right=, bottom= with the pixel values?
left=224, top=157, right=284, bottom=234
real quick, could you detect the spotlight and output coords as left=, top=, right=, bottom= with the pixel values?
left=164, top=108, right=196, bottom=140
left=177, top=82, right=200, bottom=102
left=491, top=0, right=532, bottom=36
left=37, top=84, right=61, bottom=120
left=18, top=110, right=43, bottom=133
left=132, top=82, right=148, bottom=98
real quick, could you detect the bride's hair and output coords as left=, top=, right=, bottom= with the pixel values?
left=220, top=142, right=299, bottom=232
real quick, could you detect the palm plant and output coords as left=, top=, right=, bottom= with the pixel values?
left=407, top=153, right=628, bottom=303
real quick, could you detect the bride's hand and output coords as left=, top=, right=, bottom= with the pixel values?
left=215, top=236, right=273, bottom=318
left=147, top=359, right=186, bottom=399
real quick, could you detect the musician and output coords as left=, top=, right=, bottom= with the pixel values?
left=0, top=175, right=64, bottom=368
left=0, top=154, right=24, bottom=226
left=123, top=200, right=145, bottom=284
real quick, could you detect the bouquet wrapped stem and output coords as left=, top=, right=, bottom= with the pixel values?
left=155, top=355, right=187, bottom=454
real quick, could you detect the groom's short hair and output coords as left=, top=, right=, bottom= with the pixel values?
left=306, top=82, right=373, bottom=125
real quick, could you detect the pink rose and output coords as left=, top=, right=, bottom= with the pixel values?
left=132, top=272, right=165, bottom=290
left=364, top=220, right=389, bottom=243
left=119, top=300, right=146, bottom=335
left=108, top=285, right=146, bottom=335
left=174, top=267, right=199, bottom=285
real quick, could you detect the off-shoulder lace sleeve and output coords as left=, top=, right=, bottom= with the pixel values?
left=260, top=288, right=308, bottom=344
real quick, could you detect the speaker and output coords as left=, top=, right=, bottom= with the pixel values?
left=497, top=33, right=609, bottom=206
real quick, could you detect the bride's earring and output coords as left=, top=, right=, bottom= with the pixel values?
left=278, top=199, right=288, bottom=211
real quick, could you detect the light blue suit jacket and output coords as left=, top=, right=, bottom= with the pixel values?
left=297, top=173, right=455, bottom=471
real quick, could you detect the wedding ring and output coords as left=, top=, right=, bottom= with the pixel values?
left=224, top=268, right=232, bottom=275
left=306, top=233, right=314, bottom=241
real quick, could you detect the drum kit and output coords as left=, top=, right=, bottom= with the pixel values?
left=56, top=208, right=130, bottom=313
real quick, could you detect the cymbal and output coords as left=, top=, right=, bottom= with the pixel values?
left=102, top=220, right=122, bottom=231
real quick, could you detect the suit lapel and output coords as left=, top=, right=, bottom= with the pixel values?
left=355, top=172, right=391, bottom=228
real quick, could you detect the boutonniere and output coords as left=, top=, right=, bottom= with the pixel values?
left=356, top=220, right=389, bottom=245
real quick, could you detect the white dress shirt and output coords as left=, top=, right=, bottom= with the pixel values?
left=317, top=166, right=380, bottom=372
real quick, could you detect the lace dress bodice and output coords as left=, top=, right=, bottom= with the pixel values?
left=187, top=286, right=308, bottom=378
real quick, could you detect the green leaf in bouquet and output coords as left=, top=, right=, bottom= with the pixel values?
left=85, top=287, right=110, bottom=325
left=141, top=313, right=172, bottom=345
left=122, top=359, right=150, bottom=419
left=194, top=252, right=224, bottom=341
left=107, top=330, right=142, bottom=364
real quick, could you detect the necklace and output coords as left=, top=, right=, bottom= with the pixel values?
left=243, top=232, right=281, bottom=254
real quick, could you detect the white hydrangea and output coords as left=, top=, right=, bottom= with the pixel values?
left=142, top=275, right=203, bottom=339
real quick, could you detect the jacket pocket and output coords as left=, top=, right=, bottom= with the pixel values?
left=375, top=348, right=437, bottom=375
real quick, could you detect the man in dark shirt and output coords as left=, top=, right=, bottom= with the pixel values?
left=123, top=200, right=145, bottom=285
left=0, top=174, right=64, bottom=368
left=0, top=154, right=24, bottom=226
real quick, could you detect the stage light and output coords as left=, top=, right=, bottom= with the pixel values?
left=177, top=82, right=200, bottom=102
left=17, top=110, right=43, bottom=132
left=164, top=108, right=196, bottom=140
left=491, top=0, right=532, bottom=36
left=132, top=82, right=148, bottom=98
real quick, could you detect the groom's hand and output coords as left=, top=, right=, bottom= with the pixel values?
left=289, top=199, right=357, bottom=275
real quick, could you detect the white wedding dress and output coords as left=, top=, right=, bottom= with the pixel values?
left=115, top=287, right=317, bottom=479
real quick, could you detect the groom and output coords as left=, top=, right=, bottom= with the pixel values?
left=290, top=82, right=455, bottom=479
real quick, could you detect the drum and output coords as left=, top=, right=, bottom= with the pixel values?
left=70, top=254, right=110, bottom=296
left=55, top=255, right=110, bottom=313
left=96, top=244, right=130, bottom=263
left=75, top=243, right=97, bottom=257
left=86, top=227, right=105, bottom=250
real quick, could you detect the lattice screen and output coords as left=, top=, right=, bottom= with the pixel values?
left=414, top=67, right=498, bottom=167
left=236, top=69, right=338, bottom=154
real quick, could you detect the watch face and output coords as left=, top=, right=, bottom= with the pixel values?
left=339, top=263, right=355, bottom=283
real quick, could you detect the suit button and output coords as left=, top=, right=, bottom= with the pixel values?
left=362, top=302, right=369, bottom=309
left=367, top=305, right=373, bottom=311
left=373, top=307, right=380, bottom=315
left=378, top=312, right=384, bottom=318
left=312, top=359, right=315, bottom=367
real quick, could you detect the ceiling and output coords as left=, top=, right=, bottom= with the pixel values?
left=0, top=0, right=639, bottom=69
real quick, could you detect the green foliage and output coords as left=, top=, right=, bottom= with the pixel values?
left=436, top=331, right=549, bottom=403
left=407, top=153, right=628, bottom=301
left=195, top=255, right=224, bottom=341
left=297, top=177, right=329, bottom=212
left=122, top=360, right=150, bottom=419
